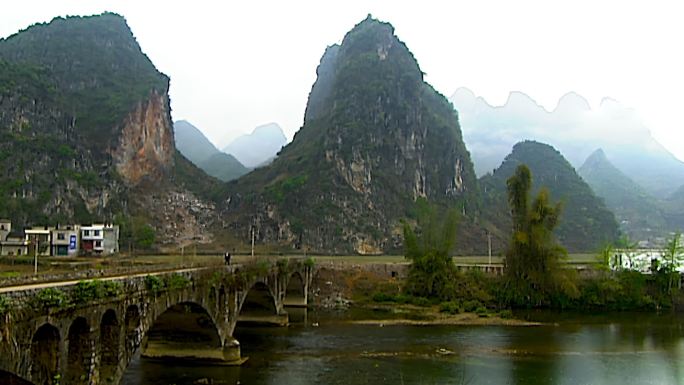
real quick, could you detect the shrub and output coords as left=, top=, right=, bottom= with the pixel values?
left=372, top=292, right=396, bottom=303
left=409, top=296, right=431, bottom=307
left=255, top=260, right=270, bottom=276
left=33, top=288, right=67, bottom=310
left=145, top=275, right=165, bottom=294
left=102, top=281, right=122, bottom=297
left=166, top=273, right=190, bottom=290
left=72, top=280, right=105, bottom=304
left=439, top=301, right=461, bottom=315
left=304, top=257, right=315, bottom=268
left=277, top=258, right=290, bottom=275
left=475, top=307, right=489, bottom=317
left=0, top=295, right=10, bottom=316
left=463, top=300, right=482, bottom=313
left=499, top=309, right=514, bottom=319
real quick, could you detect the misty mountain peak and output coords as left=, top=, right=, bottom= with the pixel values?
left=555, top=91, right=591, bottom=113
left=252, top=123, right=287, bottom=140
left=223, top=123, right=287, bottom=168
left=505, top=91, right=547, bottom=113
left=585, top=148, right=607, bottom=163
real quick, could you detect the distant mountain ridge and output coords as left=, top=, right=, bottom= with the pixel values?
left=174, top=120, right=248, bottom=181
left=482, top=141, right=619, bottom=252
left=451, top=87, right=684, bottom=198
left=579, top=149, right=667, bottom=240
left=223, top=123, right=287, bottom=168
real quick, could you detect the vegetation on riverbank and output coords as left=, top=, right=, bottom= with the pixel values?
left=371, top=164, right=684, bottom=315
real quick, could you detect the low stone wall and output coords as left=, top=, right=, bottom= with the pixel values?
left=309, top=262, right=408, bottom=309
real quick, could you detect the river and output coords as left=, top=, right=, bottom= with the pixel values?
left=121, top=309, right=684, bottom=385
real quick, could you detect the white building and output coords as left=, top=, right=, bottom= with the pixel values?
left=81, top=224, right=119, bottom=255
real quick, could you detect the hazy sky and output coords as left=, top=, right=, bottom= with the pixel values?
left=2, top=1, right=683, bottom=161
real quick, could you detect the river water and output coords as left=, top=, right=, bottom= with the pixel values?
left=121, top=309, right=684, bottom=385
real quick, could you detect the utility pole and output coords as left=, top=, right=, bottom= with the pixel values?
left=251, top=226, right=255, bottom=258
left=487, top=231, right=492, bottom=265
left=34, top=238, right=38, bottom=275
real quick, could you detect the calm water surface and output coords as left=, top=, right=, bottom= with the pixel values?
left=121, top=310, right=684, bottom=385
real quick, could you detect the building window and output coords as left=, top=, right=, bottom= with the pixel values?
left=84, top=230, right=90, bottom=236
left=95, top=240, right=102, bottom=248
left=1, top=224, right=5, bottom=230
left=57, top=233, right=65, bottom=240
left=94, top=230, right=101, bottom=236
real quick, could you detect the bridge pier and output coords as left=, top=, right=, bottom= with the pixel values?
left=142, top=339, right=246, bottom=365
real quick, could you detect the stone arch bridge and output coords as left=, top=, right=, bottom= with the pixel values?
left=0, top=258, right=312, bottom=385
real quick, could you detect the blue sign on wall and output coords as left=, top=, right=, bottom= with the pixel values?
left=69, top=235, right=77, bottom=250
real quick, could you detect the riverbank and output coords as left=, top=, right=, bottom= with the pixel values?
left=347, top=304, right=541, bottom=326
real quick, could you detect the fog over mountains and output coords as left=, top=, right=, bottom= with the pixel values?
left=451, top=88, right=684, bottom=198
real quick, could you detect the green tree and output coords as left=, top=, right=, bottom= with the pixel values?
left=116, top=215, right=156, bottom=252
left=403, top=202, right=459, bottom=300
left=662, top=232, right=683, bottom=294
left=596, top=244, right=614, bottom=272
left=504, top=164, right=577, bottom=306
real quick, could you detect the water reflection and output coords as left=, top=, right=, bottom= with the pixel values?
left=120, top=311, right=684, bottom=385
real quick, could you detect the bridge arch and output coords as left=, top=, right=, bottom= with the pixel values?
left=284, top=271, right=307, bottom=307
left=239, top=282, right=278, bottom=316
left=99, top=309, right=120, bottom=384
left=124, top=304, right=141, bottom=357
left=66, top=317, right=92, bottom=384
left=30, top=323, right=60, bottom=385
left=143, top=301, right=223, bottom=361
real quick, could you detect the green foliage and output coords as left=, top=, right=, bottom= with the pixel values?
left=117, top=215, right=156, bottom=251
left=503, top=164, right=578, bottom=307
left=255, top=259, right=271, bottom=276
left=462, top=299, right=482, bottom=313
left=145, top=275, right=165, bottom=294
left=72, top=280, right=103, bottom=304
left=277, top=258, right=290, bottom=275
left=499, top=309, right=514, bottom=319
left=439, top=301, right=461, bottom=314
left=166, top=273, right=190, bottom=290
left=403, top=203, right=460, bottom=300
left=304, top=257, right=315, bottom=269
left=660, top=232, right=683, bottom=295
left=0, top=295, right=10, bottom=316
left=265, top=175, right=309, bottom=204
left=32, top=288, right=67, bottom=310
left=596, top=244, right=614, bottom=271
left=208, top=271, right=224, bottom=288
left=482, top=141, right=619, bottom=252
left=71, top=279, right=122, bottom=304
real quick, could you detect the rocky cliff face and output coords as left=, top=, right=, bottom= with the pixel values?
left=0, top=13, right=216, bottom=247
left=222, top=16, right=479, bottom=254
left=113, top=90, right=175, bottom=185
